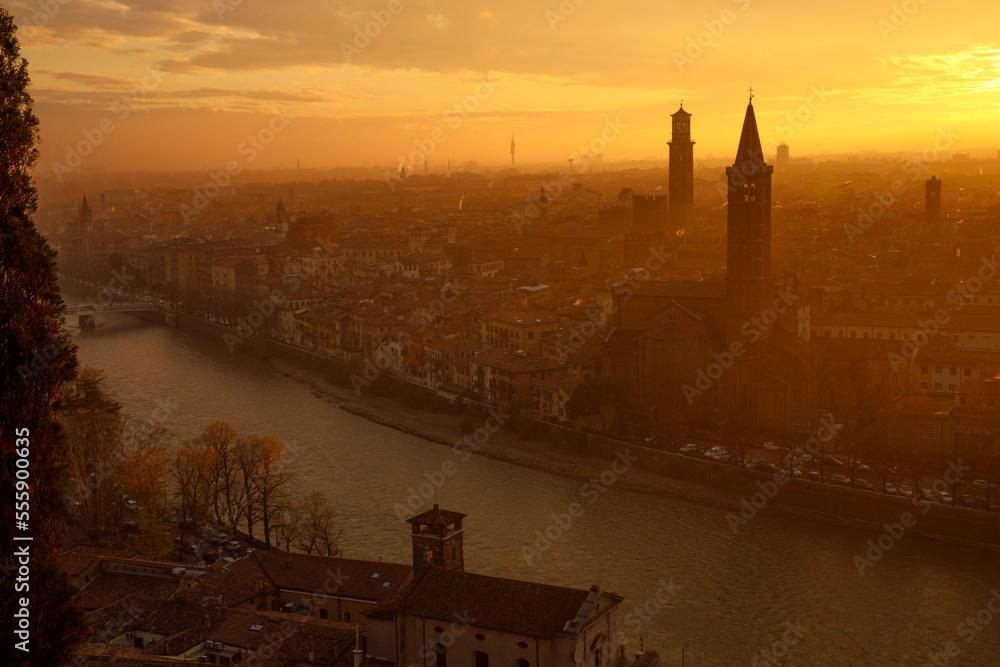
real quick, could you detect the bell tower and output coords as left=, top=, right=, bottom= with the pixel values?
left=668, top=103, right=694, bottom=233
left=407, top=505, right=466, bottom=572
left=726, top=95, right=773, bottom=343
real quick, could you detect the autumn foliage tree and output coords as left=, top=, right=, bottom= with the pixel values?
left=0, top=9, right=86, bottom=662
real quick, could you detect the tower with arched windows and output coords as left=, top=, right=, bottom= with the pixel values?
left=668, top=103, right=694, bottom=232
left=725, top=97, right=773, bottom=344
left=407, top=504, right=466, bottom=572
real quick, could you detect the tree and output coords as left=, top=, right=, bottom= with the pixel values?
left=293, top=492, right=341, bottom=556
left=171, top=442, right=219, bottom=549
left=0, top=10, right=86, bottom=661
left=251, top=436, right=292, bottom=548
left=199, top=421, right=242, bottom=527
left=724, top=411, right=757, bottom=467
left=114, top=443, right=172, bottom=558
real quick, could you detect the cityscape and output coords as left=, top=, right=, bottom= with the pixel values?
left=2, top=2, right=1000, bottom=666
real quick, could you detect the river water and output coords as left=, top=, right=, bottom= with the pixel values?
left=67, top=307, right=1000, bottom=666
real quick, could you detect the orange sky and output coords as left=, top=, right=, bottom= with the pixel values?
left=10, top=0, right=1000, bottom=174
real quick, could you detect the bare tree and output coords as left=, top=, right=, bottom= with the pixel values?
left=293, top=492, right=341, bottom=556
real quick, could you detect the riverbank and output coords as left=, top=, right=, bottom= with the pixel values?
left=59, top=279, right=1000, bottom=551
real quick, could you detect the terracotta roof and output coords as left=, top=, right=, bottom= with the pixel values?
left=79, top=572, right=180, bottom=611
left=365, top=565, right=620, bottom=639
left=175, top=555, right=273, bottom=607
left=406, top=504, right=466, bottom=527
left=253, top=551, right=412, bottom=601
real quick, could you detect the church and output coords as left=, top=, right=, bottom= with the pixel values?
left=606, top=98, right=813, bottom=434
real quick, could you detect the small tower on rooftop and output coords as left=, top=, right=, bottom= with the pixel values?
left=407, top=504, right=466, bottom=572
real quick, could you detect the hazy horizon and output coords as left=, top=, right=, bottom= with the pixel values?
left=8, top=0, right=1000, bottom=175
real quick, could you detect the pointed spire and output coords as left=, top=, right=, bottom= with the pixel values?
left=734, top=99, right=765, bottom=166
left=80, top=195, right=90, bottom=212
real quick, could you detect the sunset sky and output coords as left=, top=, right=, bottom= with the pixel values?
left=9, top=0, right=1000, bottom=173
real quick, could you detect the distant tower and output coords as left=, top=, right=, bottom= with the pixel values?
left=407, top=504, right=466, bottom=571
left=276, top=197, right=286, bottom=227
left=399, top=166, right=406, bottom=181
left=78, top=195, right=92, bottom=232
left=668, top=102, right=694, bottom=232
left=511, top=135, right=516, bottom=169
left=926, top=176, right=942, bottom=221
left=726, top=94, right=773, bottom=343
left=424, top=159, right=428, bottom=176
left=297, top=158, right=300, bottom=170
left=776, top=143, right=789, bottom=168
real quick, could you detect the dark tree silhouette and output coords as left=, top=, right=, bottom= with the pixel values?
left=0, top=9, right=86, bottom=662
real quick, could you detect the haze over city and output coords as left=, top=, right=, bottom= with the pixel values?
left=9, top=0, right=1000, bottom=170
left=5, top=2, right=1000, bottom=666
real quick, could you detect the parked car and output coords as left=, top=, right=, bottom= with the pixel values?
left=754, top=461, right=779, bottom=473
left=807, top=471, right=822, bottom=482
left=959, top=495, right=976, bottom=508
left=899, top=485, right=914, bottom=498
left=826, top=456, right=846, bottom=469
left=679, top=443, right=698, bottom=453
left=937, top=491, right=953, bottom=504
left=855, top=479, right=874, bottom=491
left=762, top=441, right=779, bottom=451
left=830, top=474, right=851, bottom=487
left=884, top=483, right=897, bottom=495
left=227, top=540, right=241, bottom=550
left=973, top=479, right=989, bottom=489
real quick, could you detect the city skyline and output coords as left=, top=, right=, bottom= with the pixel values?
left=9, top=0, right=1000, bottom=172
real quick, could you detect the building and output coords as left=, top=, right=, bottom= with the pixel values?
left=726, top=97, right=774, bottom=343
left=926, top=176, right=942, bottom=222
left=364, top=505, right=626, bottom=667
left=668, top=103, right=694, bottom=232
left=776, top=142, right=789, bottom=168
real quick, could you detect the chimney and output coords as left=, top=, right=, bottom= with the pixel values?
left=285, top=557, right=292, bottom=570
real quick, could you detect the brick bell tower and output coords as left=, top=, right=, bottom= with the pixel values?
left=668, top=102, right=694, bottom=233
left=407, top=505, right=466, bottom=571
left=726, top=94, right=773, bottom=344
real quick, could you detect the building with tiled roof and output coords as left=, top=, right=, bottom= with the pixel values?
left=364, top=566, right=623, bottom=667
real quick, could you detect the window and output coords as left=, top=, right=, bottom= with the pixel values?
left=921, top=365, right=929, bottom=373
left=320, top=609, right=328, bottom=619
left=949, top=384, right=957, bottom=391
left=517, top=661, right=530, bottom=667
left=474, top=651, right=489, bottom=667
left=344, top=611, right=352, bottom=623
left=921, top=382, right=928, bottom=389
left=965, top=368, right=972, bottom=376
left=950, top=367, right=957, bottom=375
left=935, top=367, right=943, bottom=374
left=435, top=644, right=447, bottom=667
left=935, top=383, right=942, bottom=391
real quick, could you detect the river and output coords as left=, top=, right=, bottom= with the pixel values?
left=66, top=306, right=1000, bottom=666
